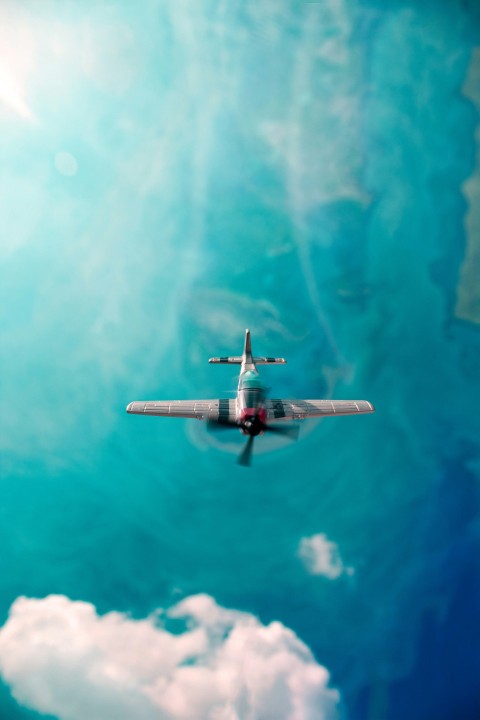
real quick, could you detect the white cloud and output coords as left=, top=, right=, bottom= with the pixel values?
left=0, top=593, right=340, bottom=720
left=298, top=534, right=354, bottom=580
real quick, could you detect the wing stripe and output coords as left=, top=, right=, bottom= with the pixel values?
left=270, top=399, right=286, bottom=419
left=218, top=398, right=230, bottom=422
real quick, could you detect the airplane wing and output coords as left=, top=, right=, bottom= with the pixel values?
left=266, top=399, right=374, bottom=420
left=126, top=399, right=236, bottom=422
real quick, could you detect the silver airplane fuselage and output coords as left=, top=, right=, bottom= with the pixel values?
left=235, top=332, right=268, bottom=435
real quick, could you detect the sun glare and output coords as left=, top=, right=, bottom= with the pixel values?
left=0, top=7, right=37, bottom=122
left=0, top=65, right=35, bottom=121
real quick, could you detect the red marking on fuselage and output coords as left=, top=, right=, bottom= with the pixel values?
left=240, top=407, right=266, bottom=434
left=240, top=407, right=266, bottom=422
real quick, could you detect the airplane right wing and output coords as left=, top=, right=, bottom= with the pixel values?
left=266, top=399, right=374, bottom=421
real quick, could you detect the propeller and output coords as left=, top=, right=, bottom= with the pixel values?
left=265, top=423, right=299, bottom=441
left=238, top=434, right=255, bottom=467
left=206, top=418, right=239, bottom=431
left=207, top=413, right=299, bottom=466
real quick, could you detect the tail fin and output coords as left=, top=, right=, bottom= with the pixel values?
left=209, top=329, right=251, bottom=364
left=243, top=328, right=252, bottom=358
left=209, top=329, right=286, bottom=364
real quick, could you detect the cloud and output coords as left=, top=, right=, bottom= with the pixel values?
left=298, top=534, right=354, bottom=580
left=0, top=594, right=340, bottom=720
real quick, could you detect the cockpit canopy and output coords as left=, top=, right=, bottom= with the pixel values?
left=239, top=371, right=266, bottom=408
left=239, top=371, right=264, bottom=390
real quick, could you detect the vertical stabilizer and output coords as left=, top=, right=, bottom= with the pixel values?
left=241, top=328, right=257, bottom=373
left=243, top=329, right=252, bottom=359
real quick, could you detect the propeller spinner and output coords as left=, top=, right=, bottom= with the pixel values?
left=207, top=413, right=299, bottom=466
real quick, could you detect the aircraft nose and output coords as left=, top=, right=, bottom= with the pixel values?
left=126, top=402, right=134, bottom=413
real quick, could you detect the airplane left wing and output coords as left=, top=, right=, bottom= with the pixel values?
left=126, top=399, right=236, bottom=422
left=266, top=399, right=374, bottom=420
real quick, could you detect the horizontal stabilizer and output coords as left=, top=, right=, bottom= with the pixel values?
left=209, top=356, right=286, bottom=364
left=253, top=357, right=286, bottom=364
left=209, top=356, right=243, bottom=364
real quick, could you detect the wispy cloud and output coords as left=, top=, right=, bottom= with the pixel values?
left=0, top=594, right=340, bottom=720
left=298, top=533, right=354, bottom=580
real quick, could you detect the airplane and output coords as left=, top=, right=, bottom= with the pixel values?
left=126, top=329, right=375, bottom=466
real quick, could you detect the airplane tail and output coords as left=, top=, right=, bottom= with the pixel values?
left=209, top=329, right=287, bottom=364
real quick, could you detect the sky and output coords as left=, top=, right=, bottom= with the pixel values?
left=0, top=1, right=479, bottom=719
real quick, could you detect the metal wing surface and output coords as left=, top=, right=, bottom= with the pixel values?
left=266, top=399, right=374, bottom=421
left=126, top=399, right=236, bottom=422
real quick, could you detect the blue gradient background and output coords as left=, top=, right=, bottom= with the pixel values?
left=1, top=1, right=479, bottom=718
